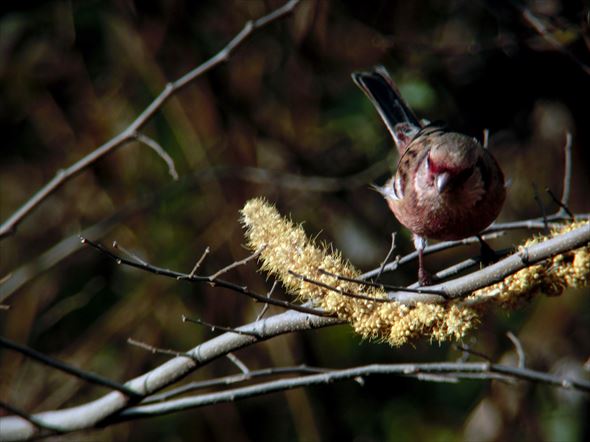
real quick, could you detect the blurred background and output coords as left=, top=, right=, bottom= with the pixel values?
left=1, top=0, right=589, bottom=440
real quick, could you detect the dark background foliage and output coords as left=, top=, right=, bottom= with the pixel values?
left=1, top=1, right=589, bottom=441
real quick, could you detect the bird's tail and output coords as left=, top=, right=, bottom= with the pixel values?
left=352, top=66, right=422, bottom=151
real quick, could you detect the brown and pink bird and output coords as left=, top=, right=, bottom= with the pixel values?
left=352, top=66, right=506, bottom=285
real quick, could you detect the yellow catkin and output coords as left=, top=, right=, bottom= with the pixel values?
left=241, top=198, right=590, bottom=346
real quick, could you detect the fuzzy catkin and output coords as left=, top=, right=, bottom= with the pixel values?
left=241, top=198, right=589, bottom=346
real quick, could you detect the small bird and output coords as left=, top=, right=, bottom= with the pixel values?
left=352, top=66, right=506, bottom=285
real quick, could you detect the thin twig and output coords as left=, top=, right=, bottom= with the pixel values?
left=506, top=332, right=526, bottom=369
left=256, top=280, right=277, bottom=321
left=430, top=257, right=480, bottom=281
left=0, top=336, right=141, bottom=399
left=411, top=373, right=459, bottom=383
left=546, top=188, right=574, bottom=220
left=142, top=365, right=330, bottom=403
left=483, top=213, right=589, bottom=234
left=374, top=232, right=396, bottom=282
left=226, top=353, right=250, bottom=374
left=81, top=236, right=330, bottom=317
left=317, top=268, right=447, bottom=296
left=127, top=338, right=192, bottom=360
left=560, top=132, right=573, bottom=208
left=133, top=132, right=179, bottom=180
left=385, top=223, right=590, bottom=305
left=288, top=270, right=392, bottom=303
left=112, top=241, right=148, bottom=266
left=182, top=315, right=261, bottom=338
left=208, top=246, right=265, bottom=280
left=455, top=344, right=493, bottom=362
left=115, top=361, right=590, bottom=420
left=361, top=231, right=505, bottom=279
left=190, top=247, right=210, bottom=278
left=0, top=0, right=302, bottom=240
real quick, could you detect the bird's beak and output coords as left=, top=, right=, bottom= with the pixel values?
left=435, top=172, right=451, bottom=193
left=371, top=182, right=396, bottom=200
left=371, top=183, right=387, bottom=196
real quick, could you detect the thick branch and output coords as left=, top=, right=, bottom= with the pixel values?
left=113, top=360, right=590, bottom=421
left=0, top=310, right=339, bottom=441
left=388, top=223, right=589, bottom=305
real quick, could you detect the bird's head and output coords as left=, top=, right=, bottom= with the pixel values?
left=426, top=133, right=481, bottom=194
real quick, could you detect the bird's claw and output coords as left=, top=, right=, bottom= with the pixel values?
left=418, top=267, right=433, bottom=286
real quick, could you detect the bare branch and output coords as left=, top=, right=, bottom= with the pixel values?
left=256, top=280, right=278, bottom=321
left=0, top=336, right=141, bottom=400
left=208, top=246, right=265, bottom=280
left=226, top=353, right=250, bottom=374
left=455, top=344, right=493, bottom=363
left=81, top=237, right=330, bottom=317
left=361, top=231, right=505, bottom=279
left=0, top=0, right=302, bottom=240
left=127, top=338, right=192, bottom=360
left=112, top=241, right=149, bottom=266
left=561, top=132, right=573, bottom=208
left=374, top=232, right=397, bottom=282
left=317, top=268, right=447, bottom=297
left=288, top=270, right=393, bottom=303
left=386, top=223, right=590, bottom=305
left=189, top=247, right=210, bottom=278
left=142, top=365, right=329, bottom=403
left=546, top=188, right=574, bottom=220
left=114, top=360, right=590, bottom=420
left=182, top=315, right=261, bottom=338
left=0, top=310, right=339, bottom=440
left=483, top=213, right=589, bottom=234
left=543, top=133, right=574, bottom=219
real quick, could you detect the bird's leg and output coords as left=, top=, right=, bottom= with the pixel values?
left=476, top=234, right=499, bottom=265
left=414, top=235, right=432, bottom=286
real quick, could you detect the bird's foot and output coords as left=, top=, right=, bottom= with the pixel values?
left=418, top=267, right=433, bottom=286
